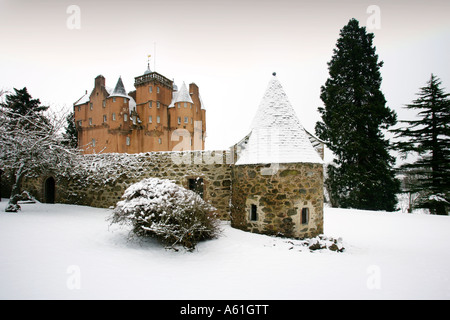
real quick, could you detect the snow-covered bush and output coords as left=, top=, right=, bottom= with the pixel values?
left=108, top=178, right=221, bottom=251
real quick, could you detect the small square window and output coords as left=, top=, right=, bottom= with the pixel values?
left=184, top=117, right=188, bottom=123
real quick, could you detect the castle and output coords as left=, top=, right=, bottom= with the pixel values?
left=73, top=65, right=206, bottom=154
left=24, top=73, right=325, bottom=239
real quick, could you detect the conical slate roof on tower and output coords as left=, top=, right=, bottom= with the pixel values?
left=235, top=74, right=323, bottom=165
left=110, top=77, right=128, bottom=97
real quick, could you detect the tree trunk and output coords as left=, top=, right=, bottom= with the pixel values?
left=5, top=167, right=24, bottom=212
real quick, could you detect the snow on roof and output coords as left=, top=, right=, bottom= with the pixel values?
left=235, top=75, right=323, bottom=165
left=74, top=91, right=89, bottom=106
left=109, top=77, right=128, bottom=98
left=173, top=82, right=193, bottom=104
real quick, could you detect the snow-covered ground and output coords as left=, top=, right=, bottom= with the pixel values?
left=0, top=199, right=449, bottom=300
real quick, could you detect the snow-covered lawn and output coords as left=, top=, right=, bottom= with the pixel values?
left=0, top=199, right=449, bottom=300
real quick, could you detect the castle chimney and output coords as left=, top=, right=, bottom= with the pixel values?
left=95, top=75, right=105, bottom=88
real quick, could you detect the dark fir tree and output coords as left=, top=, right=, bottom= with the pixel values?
left=315, top=18, right=400, bottom=211
left=392, top=74, right=449, bottom=215
left=63, top=112, right=78, bottom=149
left=0, top=87, right=49, bottom=130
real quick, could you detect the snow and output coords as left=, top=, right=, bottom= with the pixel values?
left=0, top=200, right=449, bottom=300
left=236, top=76, right=323, bottom=165
left=169, top=82, right=194, bottom=108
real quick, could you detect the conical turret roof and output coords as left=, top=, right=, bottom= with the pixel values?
left=173, top=82, right=193, bottom=104
left=110, top=77, right=128, bottom=97
left=235, top=74, right=323, bottom=165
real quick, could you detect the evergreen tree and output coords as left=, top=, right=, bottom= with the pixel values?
left=315, top=18, right=400, bottom=211
left=0, top=87, right=49, bottom=130
left=63, top=112, right=78, bottom=149
left=392, top=74, right=450, bottom=215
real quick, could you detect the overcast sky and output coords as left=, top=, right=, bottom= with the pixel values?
left=1, top=0, right=449, bottom=157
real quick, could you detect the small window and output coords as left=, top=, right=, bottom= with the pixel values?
left=188, top=178, right=204, bottom=199
left=90, top=103, right=93, bottom=110
left=149, top=116, right=152, bottom=123
left=149, top=86, right=153, bottom=93
left=92, top=138, right=96, bottom=147
left=112, top=113, right=116, bottom=121
left=178, top=117, right=181, bottom=125
left=301, top=208, right=309, bottom=225
left=113, top=97, right=116, bottom=102
left=149, top=101, right=152, bottom=108
left=124, top=97, right=127, bottom=103
left=250, top=204, right=258, bottom=221
left=89, top=118, right=93, bottom=125
left=103, top=115, right=107, bottom=122
left=157, top=101, right=160, bottom=108
left=157, top=116, right=160, bottom=124
left=184, top=102, right=187, bottom=108
left=126, top=137, right=130, bottom=146
left=124, top=114, right=128, bottom=122
left=77, top=120, right=82, bottom=126
left=184, top=116, right=188, bottom=123
left=77, top=106, right=81, bottom=112
left=102, top=100, right=106, bottom=108
left=158, top=138, right=162, bottom=144
left=157, top=87, right=160, bottom=93
left=178, top=103, right=181, bottom=109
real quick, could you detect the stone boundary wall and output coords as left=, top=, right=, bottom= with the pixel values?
left=22, top=150, right=232, bottom=220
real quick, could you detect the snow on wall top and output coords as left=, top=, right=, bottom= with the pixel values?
left=235, top=75, right=323, bottom=165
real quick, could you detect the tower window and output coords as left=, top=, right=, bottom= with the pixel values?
left=113, top=97, right=116, bottom=102
left=112, top=113, right=116, bottom=121
left=92, top=138, right=96, bottom=147
left=157, top=101, right=160, bottom=108
left=77, top=120, right=82, bottom=127
left=149, top=86, right=152, bottom=93
left=124, top=114, right=128, bottom=122
left=184, top=102, right=187, bottom=108
left=102, top=100, right=106, bottom=107
left=149, top=101, right=152, bottom=108
left=178, top=103, right=181, bottom=109
left=301, top=208, right=309, bottom=225
left=124, top=97, right=128, bottom=103
left=89, top=118, right=92, bottom=125
left=158, top=138, right=162, bottom=144
left=126, top=137, right=130, bottom=146
left=178, top=117, right=181, bottom=125
left=103, top=115, right=107, bottom=123
left=157, top=87, right=160, bottom=93
left=184, top=117, right=188, bottom=123
left=90, top=103, right=93, bottom=110
left=149, top=116, right=152, bottom=123
left=250, top=204, right=258, bottom=221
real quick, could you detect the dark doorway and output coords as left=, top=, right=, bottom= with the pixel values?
left=188, top=177, right=204, bottom=199
left=44, top=177, right=55, bottom=204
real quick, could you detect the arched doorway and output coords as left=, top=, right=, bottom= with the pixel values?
left=44, top=177, right=55, bottom=204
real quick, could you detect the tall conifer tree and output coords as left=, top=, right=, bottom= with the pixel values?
left=315, top=18, right=400, bottom=211
left=392, top=74, right=449, bottom=215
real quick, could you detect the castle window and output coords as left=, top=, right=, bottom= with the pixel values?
left=149, top=116, right=152, bottom=123
left=92, top=139, right=96, bottom=147
left=102, top=100, right=106, bottom=108
left=112, top=113, right=116, bottom=121
left=301, top=208, right=309, bottom=225
left=77, top=120, right=82, bottom=127
left=157, top=87, right=160, bottom=93
left=188, top=178, right=204, bottom=199
left=149, top=86, right=152, bottom=93
left=90, top=103, right=93, bottom=110
left=113, top=97, right=116, bottom=102
left=184, top=117, right=188, bottom=123
left=157, top=101, right=160, bottom=108
left=184, top=102, right=187, bottom=108
left=149, top=101, right=152, bottom=108
left=250, top=204, right=258, bottom=221
left=124, top=97, right=128, bottom=103
left=178, top=103, right=181, bottom=109
left=126, top=137, right=130, bottom=146
left=178, top=117, right=181, bottom=125
left=89, top=118, right=92, bottom=126
left=157, top=116, right=160, bottom=124
left=103, top=115, right=107, bottom=123
left=77, top=106, right=81, bottom=112
left=158, top=138, right=162, bottom=144
left=124, top=114, right=128, bottom=122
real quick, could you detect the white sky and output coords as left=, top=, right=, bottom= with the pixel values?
left=1, top=0, right=449, bottom=159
